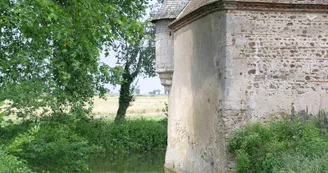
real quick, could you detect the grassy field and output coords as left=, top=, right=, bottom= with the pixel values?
left=92, top=95, right=168, bottom=120
left=1, top=95, right=168, bottom=121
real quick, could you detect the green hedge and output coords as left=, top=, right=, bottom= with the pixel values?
left=76, top=118, right=167, bottom=154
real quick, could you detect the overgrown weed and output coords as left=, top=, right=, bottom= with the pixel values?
left=229, top=115, right=328, bottom=173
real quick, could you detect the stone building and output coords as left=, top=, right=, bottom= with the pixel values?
left=152, top=0, right=328, bottom=172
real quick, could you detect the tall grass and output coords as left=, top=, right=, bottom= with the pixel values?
left=228, top=116, right=328, bottom=173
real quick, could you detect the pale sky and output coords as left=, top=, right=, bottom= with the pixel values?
left=100, top=0, right=163, bottom=94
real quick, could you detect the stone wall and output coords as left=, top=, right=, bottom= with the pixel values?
left=165, top=6, right=328, bottom=173
left=225, top=10, right=328, bottom=130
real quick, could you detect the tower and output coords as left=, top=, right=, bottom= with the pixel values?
left=152, top=0, right=189, bottom=91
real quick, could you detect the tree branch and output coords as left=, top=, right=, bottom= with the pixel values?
left=131, top=49, right=143, bottom=78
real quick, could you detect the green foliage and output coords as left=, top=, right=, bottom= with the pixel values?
left=14, top=117, right=94, bottom=173
left=0, top=149, right=34, bottom=173
left=76, top=118, right=167, bottom=154
left=0, top=0, right=149, bottom=118
left=0, top=101, right=4, bottom=122
left=0, top=115, right=167, bottom=172
left=229, top=118, right=328, bottom=173
left=162, top=102, right=168, bottom=116
left=235, top=150, right=251, bottom=173
left=4, top=125, right=39, bottom=153
left=0, top=122, right=37, bottom=173
left=276, top=152, right=328, bottom=173
left=113, top=0, right=161, bottom=121
left=113, top=22, right=157, bottom=121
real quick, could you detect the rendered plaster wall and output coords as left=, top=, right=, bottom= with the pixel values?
left=156, top=20, right=175, bottom=73
left=165, top=11, right=229, bottom=173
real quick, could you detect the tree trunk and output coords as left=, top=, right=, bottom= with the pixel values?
left=115, top=48, right=143, bottom=122
left=115, top=69, right=134, bottom=122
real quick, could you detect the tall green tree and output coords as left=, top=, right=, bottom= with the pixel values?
left=113, top=0, right=165, bottom=121
left=114, top=23, right=156, bottom=122
left=0, top=0, right=148, bottom=118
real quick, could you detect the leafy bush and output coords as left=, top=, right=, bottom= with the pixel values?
left=0, top=122, right=38, bottom=173
left=0, top=115, right=94, bottom=173
left=0, top=149, right=34, bottom=173
left=76, top=118, right=167, bottom=154
left=0, top=121, right=31, bottom=147
left=4, top=125, right=39, bottom=153
left=14, top=118, right=94, bottom=173
left=229, top=117, right=328, bottom=173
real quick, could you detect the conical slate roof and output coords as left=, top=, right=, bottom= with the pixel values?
left=152, top=0, right=190, bottom=21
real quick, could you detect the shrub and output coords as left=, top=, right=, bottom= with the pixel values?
left=0, top=149, right=34, bottom=173
left=276, top=152, right=328, bottom=173
left=13, top=115, right=94, bottom=173
left=76, top=118, right=167, bottom=154
left=4, top=125, right=39, bottom=153
left=0, top=122, right=38, bottom=173
left=228, top=117, right=328, bottom=173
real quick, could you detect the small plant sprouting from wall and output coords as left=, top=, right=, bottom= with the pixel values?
left=162, top=102, right=168, bottom=117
